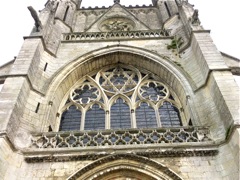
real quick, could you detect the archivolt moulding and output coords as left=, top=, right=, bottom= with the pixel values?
left=46, top=44, right=194, bottom=97
left=67, top=153, right=182, bottom=180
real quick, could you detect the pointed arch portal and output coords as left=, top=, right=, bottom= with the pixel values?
left=67, top=154, right=182, bottom=180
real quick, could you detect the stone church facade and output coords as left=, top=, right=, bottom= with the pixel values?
left=0, top=0, right=239, bottom=179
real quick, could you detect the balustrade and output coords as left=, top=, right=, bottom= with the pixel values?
left=62, top=30, right=171, bottom=42
left=30, top=127, right=212, bottom=149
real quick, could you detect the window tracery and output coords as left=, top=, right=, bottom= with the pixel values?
left=59, top=65, right=184, bottom=131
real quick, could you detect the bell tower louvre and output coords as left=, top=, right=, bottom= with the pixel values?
left=0, top=0, right=239, bottom=179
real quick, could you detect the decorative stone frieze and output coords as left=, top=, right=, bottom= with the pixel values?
left=63, top=29, right=171, bottom=42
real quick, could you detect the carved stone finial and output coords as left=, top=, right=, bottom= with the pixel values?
left=27, top=6, right=42, bottom=32
left=114, top=0, right=120, bottom=4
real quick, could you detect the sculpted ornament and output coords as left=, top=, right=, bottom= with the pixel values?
left=102, top=20, right=131, bottom=32
left=100, top=17, right=135, bottom=32
left=27, top=6, right=42, bottom=32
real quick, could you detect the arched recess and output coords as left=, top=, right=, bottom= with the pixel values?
left=44, top=45, right=198, bottom=131
left=67, top=154, right=182, bottom=180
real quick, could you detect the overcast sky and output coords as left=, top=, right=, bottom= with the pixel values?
left=0, top=0, right=239, bottom=66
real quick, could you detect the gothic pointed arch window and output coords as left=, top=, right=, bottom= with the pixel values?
left=59, top=64, right=184, bottom=131
left=110, top=98, right=131, bottom=129
left=136, top=102, right=157, bottom=128
left=59, top=105, right=81, bottom=131
left=85, top=104, right=105, bottom=130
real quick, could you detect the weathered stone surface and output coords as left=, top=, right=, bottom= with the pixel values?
left=0, top=0, right=239, bottom=179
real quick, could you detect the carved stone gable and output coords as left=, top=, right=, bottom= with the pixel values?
left=85, top=4, right=150, bottom=32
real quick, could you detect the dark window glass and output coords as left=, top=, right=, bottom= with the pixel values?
left=159, top=102, right=181, bottom=127
left=59, top=106, right=81, bottom=131
left=111, top=98, right=131, bottom=129
left=56, top=2, right=59, bottom=11
left=44, top=63, right=48, bottom=72
left=85, top=104, right=105, bottom=130
left=136, top=102, right=157, bottom=128
left=35, top=102, right=40, bottom=113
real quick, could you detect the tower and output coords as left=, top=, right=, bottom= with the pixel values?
left=0, top=0, right=239, bottom=179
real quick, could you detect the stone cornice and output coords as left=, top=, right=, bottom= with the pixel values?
left=23, top=35, right=56, bottom=58
left=79, top=5, right=154, bottom=10
left=24, top=148, right=218, bottom=163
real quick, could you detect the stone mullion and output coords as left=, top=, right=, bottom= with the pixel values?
left=131, top=101, right=137, bottom=128
left=80, top=108, right=86, bottom=131
left=105, top=110, right=110, bottom=129
left=155, top=106, right=162, bottom=127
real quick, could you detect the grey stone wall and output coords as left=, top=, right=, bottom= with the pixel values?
left=0, top=0, right=239, bottom=179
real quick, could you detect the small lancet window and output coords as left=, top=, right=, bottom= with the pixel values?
left=59, top=106, right=81, bottom=131
left=136, top=102, right=157, bottom=128
left=35, top=103, right=40, bottom=113
left=164, top=2, right=171, bottom=17
left=63, top=6, right=69, bottom=22
left=44, top=63, right=48, bottom=72
left=111, top=98, right=131, bottom=129
left=159, top=102, right=181, bottom=127
left=85, top=104, right=105, bottom=130
left=55, top=2, right=59, bottom=12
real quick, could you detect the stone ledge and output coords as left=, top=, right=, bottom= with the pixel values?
left=24, top=148, right=218, bottom=163
left=23, top=35, right=56, bottom=58
left=62, top=30, right=171, bottom=42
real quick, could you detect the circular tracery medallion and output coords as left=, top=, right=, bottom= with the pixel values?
left=96, top=66, right=140, bottom=94
left=99, top=17, right=135, bottom=32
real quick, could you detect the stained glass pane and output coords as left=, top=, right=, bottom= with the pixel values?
left=111, top=98, right=131, bottom=129
left=136, top=102, right=157, bottom=128
left=159, top=102, right=181, bottom=127
left=59, top=65, right=184, bottom=132
left=85, top=104, right=105, bottom=130
left=59, top=106, right=81, bottom=131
